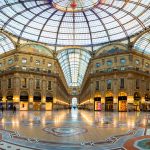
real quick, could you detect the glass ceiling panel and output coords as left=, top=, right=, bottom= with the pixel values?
left=134, top=31, right=150, bottom=54
left=0, top=0, right=149, bottom=48
left=0, top=33, right=15, bottom=54
left=57, top=49, right=91, bottom=87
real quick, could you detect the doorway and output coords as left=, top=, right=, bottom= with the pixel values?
left=105, top=97, right=113, bottom=111
left=118, top=96, right=127, bottom=112
left=94, top=97, right=101, bottom=111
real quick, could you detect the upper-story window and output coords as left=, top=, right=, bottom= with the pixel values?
left=35, top=79, right=40, bottom=89
left=22, top=66, right=27, bottom=70
left=120, top=67, right=125, bottom=71
left=8, top=78, right=12, bottom=88
left=22, top=78, right=27, bottom=88
left=96, top=63, right=101, bottom=68
left=146, top=82, right=149, bottom=90
left=48, top=63, right=52, bottom=67
left=120, top=58, right=126, bottom=65
left=36, top=60, right=40, bottom=65
left=107, top=60, right=112, bottom=66
left=136, top=79, right=140, bottom=89
left=48, top=81, right=51, bottom=90
left=8, top=59, right=13, bottom=65
left=107, top=80, right=112, bottom=90
left=96, top=81, right=99, bottom=90
left=120, top=78, right=124, bottom=89
left=22, top=58, right=27, bottom=64
left=135, top=60, right=140, bottom=65
left=145, top=63, right=149, bottom=68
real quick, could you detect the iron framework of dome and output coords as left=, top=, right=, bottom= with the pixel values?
left=0, top=0, right=150, bottom=49
left=134, top=31, right=150, bottom=54
left=0, top=33, right=15, bottom=54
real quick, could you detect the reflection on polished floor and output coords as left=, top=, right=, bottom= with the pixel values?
left=0, top=109, right=150, bottom=150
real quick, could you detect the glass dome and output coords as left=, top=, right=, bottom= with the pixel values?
left=0, top=33, right=15, bottom=54
left=57, top=49, right=91, bottom=87
left=134, top=31, right=150, bottom=54
left=0, top=0, right=150, bottom=48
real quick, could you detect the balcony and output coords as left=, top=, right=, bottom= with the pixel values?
left=0, top=66, right=58, bottom=77
left=93, top=66, right=150, bottom=77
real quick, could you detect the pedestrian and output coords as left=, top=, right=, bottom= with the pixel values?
left=13, top=105, right=16, bottom=114
left=1, top=105, right=4, bottom=114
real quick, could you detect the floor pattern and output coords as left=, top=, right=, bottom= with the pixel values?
left=0, top=110, right=149, bottom=150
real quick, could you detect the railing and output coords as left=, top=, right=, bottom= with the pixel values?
left=0, top=66, right=59, bottom=76
left=93, top=67, right=150, bottom=76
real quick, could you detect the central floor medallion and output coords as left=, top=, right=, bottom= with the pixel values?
left=43, top=127, right=87, bottom=137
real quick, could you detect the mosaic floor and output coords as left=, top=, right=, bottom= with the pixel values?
left=0, top=109, right=149, bottom=150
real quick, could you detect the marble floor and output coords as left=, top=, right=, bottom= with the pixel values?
left=0, top=109, right=150, bottom=150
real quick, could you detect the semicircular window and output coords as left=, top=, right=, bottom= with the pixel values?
left=0, top=33, right=15, bottom=54
left=134, top=32, right=150, bottom=55
left=57, top=49, right=91, bottom=87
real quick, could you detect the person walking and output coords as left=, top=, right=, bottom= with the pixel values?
left=1, top=105, right=4, bottom=114
left=13, top=105, right=16, bottom=114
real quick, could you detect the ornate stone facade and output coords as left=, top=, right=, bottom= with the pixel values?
left=79, top=43, right=150, bottom=112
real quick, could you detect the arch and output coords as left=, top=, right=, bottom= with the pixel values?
left=0, top=32, right=15, bottom=54
left=95, top=43, right=128, bottom=57
left=105, top=92, right=113, bottom=97
left=133, top=28, right=150, bottom=45
left=118, top=92, right=127, bottom=97
left=57, top=47, right=91, bottom=57
left=94, top=91, right=101, bottom=97
left=20, top=91, right=28, bottom=96
left=20, top=91, right=29, bottom=102
left=57, top=48, right=91, bottom=86
left=133, top=30, right=150, bottom=54
left=46, top=92, right=53, bottom=102
left=20, top=43, right=54, bottom=57
left=34, top=91, right=41, bottom=97
left=33, top=91, right=41, bottom=102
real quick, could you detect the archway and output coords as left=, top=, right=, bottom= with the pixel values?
left=6, top=91, right=13, bottom=110
left=105, top=92, right=113, bottom=111
left=33, top=92, right=41, bottom=111
left=20, top=91, right=29, bottom=110
left=94, top=92, right=101, bottom=111
left=72, top=97, right=78, bottom=109
left=46, top=93, right=53, bottom=110
left=118, top=92, right=127, bottom=112
left=145, top=93, right=150, bottom=111
left=134, top=92, right=141, bottom=111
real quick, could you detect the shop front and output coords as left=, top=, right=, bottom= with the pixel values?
left=105, top=97, right=113, bottom=111
left=145, top=94, right=150, bottom=111
left=134, top=92, right=141, bottom=111
left=118, top=96, right=127, bottom=111
left=94, top=97, right=101, bottom=111
left=6, top=95, right=13, bottom=110
left=20, top=91, right=29, bottom=110
left=33, top=92, right=41, bottom=111
left=46, top=96, right=53, bottom=110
